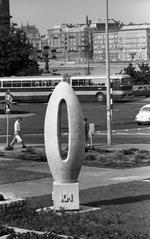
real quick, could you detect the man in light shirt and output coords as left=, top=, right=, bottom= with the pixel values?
left=11, top=117, right=26, bottom=148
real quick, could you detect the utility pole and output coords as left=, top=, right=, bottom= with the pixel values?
left=105, top=0, right=112, bottom=145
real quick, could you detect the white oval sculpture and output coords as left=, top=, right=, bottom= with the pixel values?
left=44, top=82, right=85, bottom=184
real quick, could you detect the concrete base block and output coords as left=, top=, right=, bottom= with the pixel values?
left=53, top=182, right=79, bottom=211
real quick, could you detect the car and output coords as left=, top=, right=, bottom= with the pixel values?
left=135, top=104, right=150, bottom=125
left=132, top=85, right=150, bottom=97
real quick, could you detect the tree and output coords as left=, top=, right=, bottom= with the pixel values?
left=0, top=25, right=40, bottom=76
left=137, top=63, right=150, bottom=84
left=123, top=63, right=150, bottom=85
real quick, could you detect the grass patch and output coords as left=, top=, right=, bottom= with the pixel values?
left=2, top=181, right=150, bottom=238
left=2, top=197, right=150, bottom=238
left=0, top=169, right=50, bottom=185
left=1, top=174, right=150, bottom=238
left=0, top=159, right=51, bottom=185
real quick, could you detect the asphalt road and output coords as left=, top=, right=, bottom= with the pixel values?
left=0, top=96, right=150, bottom=146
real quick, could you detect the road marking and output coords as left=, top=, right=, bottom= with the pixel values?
left=111, top=176, right=141, bottom=181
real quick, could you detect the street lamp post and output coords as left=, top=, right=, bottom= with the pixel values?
left=105, top=0, right=112, bottom=145
left=43, top=45, right=50, bottom=73
left=87, top=49, right=90, bottom=75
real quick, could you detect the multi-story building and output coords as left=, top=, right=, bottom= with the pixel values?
left=47, top=22, right=93, bottom=62
left=92, top=19, right=122, bottom=62
left=118, top=24, right=150, bottom=62
left=19, top=21, right=150, bottom=63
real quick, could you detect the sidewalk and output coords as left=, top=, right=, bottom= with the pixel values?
left=0, top=143, right=150, bottom=200
left=0, top=161, right=150, bottom=199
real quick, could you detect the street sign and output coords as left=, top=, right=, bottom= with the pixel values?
left=5, top=102, right=11, bottom=114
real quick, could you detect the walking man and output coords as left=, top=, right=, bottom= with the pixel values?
left=11, top=118, right=26, bottom=148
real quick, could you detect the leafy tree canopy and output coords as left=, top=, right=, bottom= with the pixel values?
left=123, top=63, right=150, bottom=85
left=0, top=25, right=40, bottom=76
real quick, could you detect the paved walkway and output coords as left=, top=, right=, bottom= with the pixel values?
left=0, top=143, right=150, bottom=199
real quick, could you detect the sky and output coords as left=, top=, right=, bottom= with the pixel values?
left=10, top=0, right=150, bottom=34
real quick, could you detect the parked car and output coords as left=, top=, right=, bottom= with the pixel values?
left=132, top=85, right=150, bottom=97
left=135, top=104, right=150, bottom=125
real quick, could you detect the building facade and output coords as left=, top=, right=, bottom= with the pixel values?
left=47, top=23, right=93, bottom=62
left=0, top=0, right=11, bottom=32
left=19, top=21, right=150, bottom=63
left=92, top=19, right=122, bottom=62
left=118, top=24, right=150, bottom=62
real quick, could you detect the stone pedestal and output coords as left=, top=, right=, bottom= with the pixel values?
left=53, top=182, right=79, bottom=211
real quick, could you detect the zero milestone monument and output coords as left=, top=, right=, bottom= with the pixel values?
left=44, top=82, right=85, bottom=211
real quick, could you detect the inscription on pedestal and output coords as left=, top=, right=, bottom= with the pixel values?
left=61, top=193, right=73, bottom=203
left=53, top=182, right=79, bottom=211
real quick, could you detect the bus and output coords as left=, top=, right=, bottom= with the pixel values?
left=0, top=74, right=132, bottom=103
left=0, top=75, right=64, bottom=103
left=69, top=74, right=133, bottom=102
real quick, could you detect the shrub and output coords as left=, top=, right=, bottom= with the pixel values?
left=0, top=226, right=14, bottom=237
left=7, top=231, right=64, bottom=239
left=84, top=153, right=96, bottom=161
left=121, top=148, right=139, bottom=155
left=94, top=148, right=112, bottom=154
left=4, top=209, right=150, bottom=239
left=12, top=146, right=150, bottom=168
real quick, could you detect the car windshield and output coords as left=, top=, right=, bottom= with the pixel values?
left=141, top=107, right=150, bottom=112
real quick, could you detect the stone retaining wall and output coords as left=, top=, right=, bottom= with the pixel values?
left=0, top=198, right=27, bottom=219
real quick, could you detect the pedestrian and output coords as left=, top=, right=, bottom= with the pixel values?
left=5, top=90, right=13, bottom=103
left=83, top=117, right=89, bottom=144
left=10, top=117, right=26, bottom=148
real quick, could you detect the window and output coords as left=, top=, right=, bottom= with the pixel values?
left=79, top=80, right=86, bottom=86
left=32, top=80, right=42, bottom=87
left=3, top=81, right=12, bottom=88
left=91, top=78, right=106, bottom=86
left=43, top=80, right=51, bottom=87
left=120, top=77, right=131, bottom=85
left=112, top=79, right=120, bottom=86
left=141, top=107, right=150, bottom=112
left=22, top=81, right=31, bottom=87
left=72, top=80, right=79, bottom=86
left=12, top=81, right=21, bottom=87
left=50, top=80, right=60, bottom=86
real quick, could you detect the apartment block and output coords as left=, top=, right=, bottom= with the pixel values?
left=47, top=23, right=92, bottom=62
left=118, top=24, right=150, bottom=62
left=92, top=19, right=122, bottom=62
